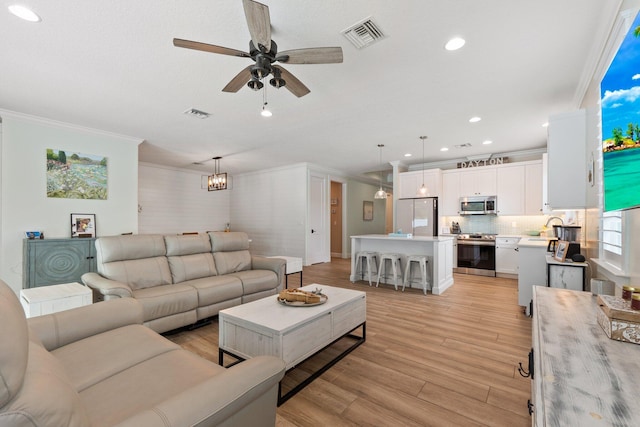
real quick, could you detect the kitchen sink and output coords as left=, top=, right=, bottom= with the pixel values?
left=526, top=238, right=548, bottom=241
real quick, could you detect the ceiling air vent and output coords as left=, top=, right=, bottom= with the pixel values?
left=342, top=17, right=386, bottom=49
left=454, top=143, right=473, bottom=149
left=183, top=108, right=210, bottom=119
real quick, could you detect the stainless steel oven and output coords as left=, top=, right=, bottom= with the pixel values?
left=455, top=234, right=496, bottom=277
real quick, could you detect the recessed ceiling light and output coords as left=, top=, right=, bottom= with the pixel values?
left=469, top=116, right=481, bottom=123
left=404, top=153, right=412, bottom=157
left=440, top=147, right=449, bottom=152
left=8, top=4, right=41, bottom=22
left=483, top=140, right=493, bottom=145
left=445, top=37, right=465, bottom=51
left=542, top=122, right=549, bottom=127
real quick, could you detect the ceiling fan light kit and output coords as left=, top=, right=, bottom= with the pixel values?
left=173, top=0, right=343, bottom=100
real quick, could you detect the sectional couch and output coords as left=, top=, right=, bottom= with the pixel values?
left=0, top=278, right=286, bottom=426
left=81, top=232, right=286, bottom=333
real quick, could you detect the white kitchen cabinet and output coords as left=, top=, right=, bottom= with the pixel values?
left=495, top=236, right=520, bottom=277
left=459, top=168, right=496, bottom=196
left=398, top=169, right=442, bottom=199
left=440, top=170, right=461, bottom=216
left=525, top=161, right=544, bottom=214
left=517, top=238, right=548, bottom=315
left=496, top=165, right=525, bottom=215
left=546, top=109, right=586, bottom=209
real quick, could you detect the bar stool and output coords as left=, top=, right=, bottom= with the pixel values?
left=403, top=255, right=429, bottom=295
left=376, top=253, right=403, bottom=290
left=354, top=251, right=378, bottom=286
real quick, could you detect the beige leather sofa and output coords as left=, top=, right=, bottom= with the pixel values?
left=82, top=232, right=286, bottom=333
left=0, top=279, right=286, bottom=427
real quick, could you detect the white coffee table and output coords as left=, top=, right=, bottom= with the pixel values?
left=218, top=284, right=366, bottom=405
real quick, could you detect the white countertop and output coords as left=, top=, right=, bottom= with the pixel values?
left=351, top=234, right=455, bottom=242
left=545, top=254, right=588, bottom=267
left=518, top=237, right=550, bottom=248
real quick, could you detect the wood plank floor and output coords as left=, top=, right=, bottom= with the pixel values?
left=166, top=257, right=532, bottom=426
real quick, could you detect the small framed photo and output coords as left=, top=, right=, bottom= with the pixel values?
left=554, top=240, right=569, bottom=262
left=71, top=213, right=96, bottom=238
left=25, top=231, right=41, bottom=239
left=363, top=201, right=374, bottom=221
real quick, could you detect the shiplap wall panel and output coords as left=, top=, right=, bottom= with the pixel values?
left=230, top=164, right=307, bottom=260
left=138, top=164, right=230, bottom=234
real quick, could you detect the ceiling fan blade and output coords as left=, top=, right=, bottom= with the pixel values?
left=242, top=0, right=271, bottom=52
left=273, top=65, right=310, bottom=97
left=173, top=38, right=250, bottom=58
left=277, top=47, right=343, bottom=64
left=222, top=66, right=253, bottom=93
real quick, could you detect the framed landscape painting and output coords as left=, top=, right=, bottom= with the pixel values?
left=46, top=149, right=108, bottom=199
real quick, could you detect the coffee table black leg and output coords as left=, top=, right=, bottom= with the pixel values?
left=277, top=321, right=366, bottom=406
left=218, top=348, right=245, bottom=368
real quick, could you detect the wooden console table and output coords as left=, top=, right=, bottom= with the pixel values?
left=530, top=286, right=640, bottom=426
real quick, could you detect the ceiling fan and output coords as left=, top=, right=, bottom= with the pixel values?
left=173, top=0, right=343, bottom=98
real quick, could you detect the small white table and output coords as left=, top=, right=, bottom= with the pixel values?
left=20, top=282, right=92, bottom=318
left=218, top=284, right=366, bottom=405
left=268, top=256, right=303, bottom=288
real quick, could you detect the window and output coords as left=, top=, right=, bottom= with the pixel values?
left=601, top=210, right=623, bottom=267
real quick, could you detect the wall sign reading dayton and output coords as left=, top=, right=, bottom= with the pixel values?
left=457, top=156, right=507, bottom=169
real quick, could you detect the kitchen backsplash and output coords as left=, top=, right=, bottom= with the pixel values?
left=442, top=212, right=584, bottom=236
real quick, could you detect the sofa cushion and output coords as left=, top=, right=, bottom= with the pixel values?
left=228, top=270, right=279, bottom=295
left=1, top=342, right=91, bottom=427
left=96, top=234, right=166, bottom=263
left=209, top=231, right=250, bottom=252
left=79, top=349, right=225, bottom=427
left=100, top=257, right=173, bottom=291
left=165, top=234, right=211, bottom=256
left=132, top=284, right=198, bottom=321
left=213, top=251, right=252, bottom=275
left=51, top=324, right=182, bottom=392
left=168, top=253, right=218, bottom=283
left=184, top=275, right=244, bottom=307
left=0, top=280, right=28, bottom=408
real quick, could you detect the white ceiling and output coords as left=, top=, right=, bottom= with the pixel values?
left=0, top=0, right=621, bottom=182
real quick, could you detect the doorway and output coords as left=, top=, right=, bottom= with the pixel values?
left=330, top=181, right=344, bottom=258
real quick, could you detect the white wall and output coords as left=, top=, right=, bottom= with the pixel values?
left=345, top=179, right=387, bottom=254
left=138, top=163, right=230, bottom=234
left=230, top=163, right=308, bottom=259
left=0, top=112, right=140, bottom=293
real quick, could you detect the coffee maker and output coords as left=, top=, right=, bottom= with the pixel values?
left=548, top=225, right=581, bottom=259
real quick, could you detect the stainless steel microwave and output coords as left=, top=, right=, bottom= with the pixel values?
left=459, top=196, right=497, bottom=215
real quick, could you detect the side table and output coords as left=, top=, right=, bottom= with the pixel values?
left=268, top=256, right=303, bottom=288
left=20, top=282, right=92, bottom=318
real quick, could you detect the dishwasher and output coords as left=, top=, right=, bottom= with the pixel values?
left=495, top=237, right=520, bottom=278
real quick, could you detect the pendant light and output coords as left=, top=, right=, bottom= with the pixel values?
left=207, top=157, right=227, bottom=191
left=417, top=136, right=429, bottom=196
left=374, top=144, right=387, bottom=199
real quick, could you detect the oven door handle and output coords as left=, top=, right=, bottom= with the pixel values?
left=457, top=240, right=496, bottom=247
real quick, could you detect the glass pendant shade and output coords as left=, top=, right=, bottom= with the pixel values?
left=374, top=187, right=387, bottom=199
left=416, top=136, right=429, bottom=196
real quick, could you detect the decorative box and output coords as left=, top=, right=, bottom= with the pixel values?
left=597, top=294, right=640, bottom=345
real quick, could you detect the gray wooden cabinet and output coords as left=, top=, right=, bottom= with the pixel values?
left=23, top=238, right=96, bottom=288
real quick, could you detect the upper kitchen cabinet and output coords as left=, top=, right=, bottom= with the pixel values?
left=496, top=161, right=544, bottom=215
left=496, top=165, right=525, bottom=215
left=459, top=168, right=496, bottom=197
left=546, top=109, right=586, bottom=209
left=441, top=170, right=461, bottom=216
left=525, top=161, right=544, bottom=214
left=398, top=169, right=442, bottom=199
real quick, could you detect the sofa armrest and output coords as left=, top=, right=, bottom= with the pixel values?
left=82, top=272, right=133, bottom=299
left=252, top=256, right=286, bottom=289
left=28, top=298, right=144, bottom=351
left=112, top=355, right=286, bottom=427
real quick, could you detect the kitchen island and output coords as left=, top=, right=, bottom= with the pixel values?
left=350, top=234, right=455, bottom=295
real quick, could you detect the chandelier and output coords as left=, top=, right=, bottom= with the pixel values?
left=207, top=157, right=227, bottom=191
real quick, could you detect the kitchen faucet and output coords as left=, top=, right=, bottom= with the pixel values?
left=545, top=216, right=564, bottom=227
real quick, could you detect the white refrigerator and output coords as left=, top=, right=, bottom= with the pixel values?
left=396, top=197, right=438, bottom=237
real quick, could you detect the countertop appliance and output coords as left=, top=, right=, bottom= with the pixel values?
left=459, top=195, right=497, bottom=215
left=454, top=233, right=496, bottom=276
left=396, top=197, right=438, bottom=237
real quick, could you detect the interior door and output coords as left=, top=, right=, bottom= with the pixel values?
left=308, top=173, right=329, bottom=264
